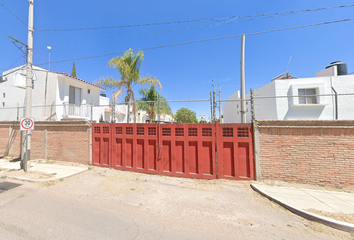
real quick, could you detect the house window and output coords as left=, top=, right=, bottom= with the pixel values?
left=2, top=102, right=5, bottom=107
left=2, top=93, right=5, bottom=98
left=298, top=88, right=317, bottom=104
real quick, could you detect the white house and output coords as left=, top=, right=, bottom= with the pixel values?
left=223, top=61, right=354, bottom=123
left=0, top=65, right=108, bottom=122
left=97, top=103, right=174, bottom=124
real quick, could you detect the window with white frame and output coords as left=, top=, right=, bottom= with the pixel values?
left=298, top=88, right=317, bottom=104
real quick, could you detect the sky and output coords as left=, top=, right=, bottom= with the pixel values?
left=1, top=0, right=354, bottom=120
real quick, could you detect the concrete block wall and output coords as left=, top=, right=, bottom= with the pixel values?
left=0, top=121, right=91, bottom=164
left=258, top=121, right=354, bottom=187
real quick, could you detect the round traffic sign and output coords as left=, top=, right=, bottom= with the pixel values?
left=21, top=118, right=34, bottom=130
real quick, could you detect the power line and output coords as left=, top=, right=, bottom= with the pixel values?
left=35, top=3, right=354, bottom=49
left=8, top=54, right=26, bottom=69
left=36, top=14, right=290, bottom=49
left=34, top=17, right=354, bottom=66
left=35, top=3, right=354, bottom=32
left=0, top=2, right=27, bottom=26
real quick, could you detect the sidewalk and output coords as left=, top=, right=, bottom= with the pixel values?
left=251, top=183, right=354, bottom=233
left=0, top=159, right=87, bottom=182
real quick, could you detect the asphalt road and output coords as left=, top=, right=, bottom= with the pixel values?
left=0, top=168, right=352, bottom=240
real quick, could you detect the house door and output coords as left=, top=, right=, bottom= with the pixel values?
left=69, top=86, right=81, bottom=115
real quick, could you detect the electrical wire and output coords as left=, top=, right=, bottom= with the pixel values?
left=34, top=18, right=354, bottom=66
left=36, top=12, right=301, bottom=49
left=0, top=2, right=28, bottom=26
left=8, top=54, right=26, bottom=69
left=35, top=3, right=354, bottom=32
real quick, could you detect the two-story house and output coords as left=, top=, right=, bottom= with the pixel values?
left=0, top=65, right=108, bottom=122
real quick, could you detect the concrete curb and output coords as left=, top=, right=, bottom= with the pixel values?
left=250, top=184, right=354, bottom=234
left=8, top=168, right=87, bottom=183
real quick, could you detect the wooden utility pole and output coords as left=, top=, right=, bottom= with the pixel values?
left=240, top=35, right=246, bottom=123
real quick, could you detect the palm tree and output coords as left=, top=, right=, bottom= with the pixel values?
left=97, top=49, right=161, bottom=123
left=138, top=86, right=172, bottom=123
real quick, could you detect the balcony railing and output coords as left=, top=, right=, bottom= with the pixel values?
left=63, top=103, right=91, bottom=119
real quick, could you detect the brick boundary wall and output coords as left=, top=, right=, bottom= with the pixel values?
left=257, top=120, right=354, bottom=187
left=0, top=121, right=91, bottom=165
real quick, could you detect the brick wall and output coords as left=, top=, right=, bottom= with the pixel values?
left=0, top=123, right=21, bottom=157
left=0, top=121, right=91, bottom=164
left=258, top=121, right=354, bottom=187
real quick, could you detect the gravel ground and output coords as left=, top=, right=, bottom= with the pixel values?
left=1, top=167, right=353, bottom=239
left=0, top=162, right=353, bottom=239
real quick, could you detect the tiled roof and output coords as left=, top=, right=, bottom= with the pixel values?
left=56, top=72, right=105, bottom=90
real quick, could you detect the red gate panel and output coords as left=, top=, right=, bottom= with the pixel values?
left=92, top=123, right=111, bottom=168
left=216, top=122, right=255, bottom=180
left=158, top=124, right=216, bottom=179
left=111, top=123, right=159, bottom=175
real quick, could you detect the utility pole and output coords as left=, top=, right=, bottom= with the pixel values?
left=240, top=34, right=246, bottom=123
left=23, top=0, right=34, bottom=170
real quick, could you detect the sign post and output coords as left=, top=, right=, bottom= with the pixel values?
left=20, top=117, right=34, bottom=172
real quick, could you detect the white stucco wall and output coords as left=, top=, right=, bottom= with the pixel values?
left=1, top=65, right=105, bottom=121
left=0, top=66, right=57, bottom=121
left=222, top=75, right=354, bottom=123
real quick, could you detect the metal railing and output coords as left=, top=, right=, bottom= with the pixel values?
left=0, top=92, right=354, bottom=123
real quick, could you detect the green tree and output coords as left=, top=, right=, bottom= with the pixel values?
left=96, top=49, right=161, bottom=123
left=174, top=107, right=198, bottom=123
left=138, top=86, right=172, bottom=123
left=71, top=61, right=77, bottom=77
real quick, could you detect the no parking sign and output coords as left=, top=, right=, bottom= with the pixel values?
left=20, top=118, right=35, bottom=131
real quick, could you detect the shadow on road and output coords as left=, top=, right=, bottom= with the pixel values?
left=0, top=181, right=21, bottom=192
left=10, top=157, right=21, bottom=162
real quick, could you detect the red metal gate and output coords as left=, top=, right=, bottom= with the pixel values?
left=217, top=122, right=255, bottom=180
left=92, top=122, right=254, bottom=180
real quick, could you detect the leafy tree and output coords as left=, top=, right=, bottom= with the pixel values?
left=96, top=49, right=161, bottom=123
left=71, top=61, right=77, bottom=77
left=138, top=86, right=172, bottom=123
left=174, top=107, right=198, bottom=123
left=199, top=120, right=207, bottom=123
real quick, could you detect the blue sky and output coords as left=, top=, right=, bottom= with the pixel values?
left=1, top=0, right=354, bottom=119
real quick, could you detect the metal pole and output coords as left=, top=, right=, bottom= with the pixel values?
left=157, top=94, right=160, bottom=123
left=212, top=80, right=215, bottom=121
left=250, top=88, right=255, bottom=122
left=218, top=84, right=221, bottom=122
left=112, top=87, right=116, bottom=123
left=331, top=87, right=338, bottom=120
left=90, top=99, right=93, bottom=122
left=209, top=91, right=212, bottom=122
left=23, top=0, right=34, bottom=169
left=47, top=46, right=51, bottom=71
left=24, top=130, right=28, bottom=172
left=240, top=34, right=246, bottom=123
